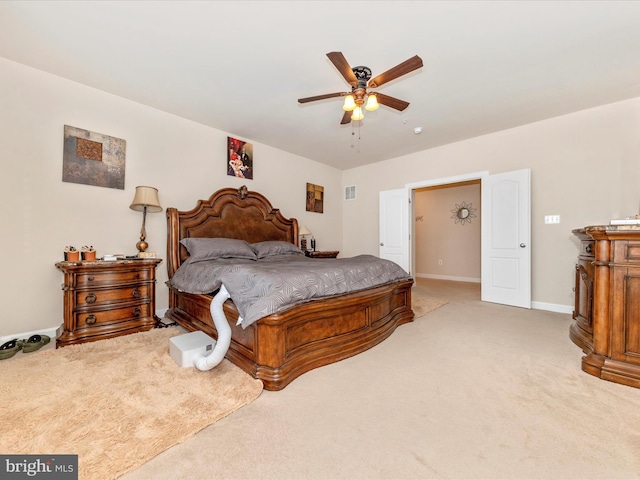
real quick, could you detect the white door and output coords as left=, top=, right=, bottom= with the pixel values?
left=379, top=188, right=410, bottom=274
left=481, top=168, right=531, bottom=308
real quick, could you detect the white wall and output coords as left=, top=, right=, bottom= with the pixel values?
left=0, top=58, right=342, bottom=337
left=343, top=98, right=640, bottom=309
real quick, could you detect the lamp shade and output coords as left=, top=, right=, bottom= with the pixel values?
left=342, top=94, right=356, bottom=112
left=365, top=93, right=379, bottom=111
left=351, top=106, right=364, bottom=121
left=130, top=186, right=162, bottom=213
left=299, top=225, right=312, bottom=236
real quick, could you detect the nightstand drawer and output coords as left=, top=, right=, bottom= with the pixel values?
left=76, top=268, right=151, bottom=287
left=75, top=303, right=151, bottom=328
left=75, top=285, right=149, bottom=307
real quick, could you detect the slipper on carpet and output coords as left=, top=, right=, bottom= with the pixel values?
left=21, top=334, right=51, bottom=353
left=0, top=339, right=22, bottom=360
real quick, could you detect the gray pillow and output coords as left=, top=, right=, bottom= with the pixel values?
left=252, top=241, right=304, bottom=259
left=181, top=237, right=257, bottom=261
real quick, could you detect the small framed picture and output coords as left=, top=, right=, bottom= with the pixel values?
left=306, top=183, right=324, bottom=213
left=227, top=137, right=253, bottom=180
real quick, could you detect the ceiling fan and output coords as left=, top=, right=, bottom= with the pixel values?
left=298, top=52, right=423, bottom=124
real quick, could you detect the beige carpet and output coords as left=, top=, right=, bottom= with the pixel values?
left=0, top=327, right=263, bottom=480
left=120, top=280, right=640, bottom=479
left=411, top=290, right=448, bottom=318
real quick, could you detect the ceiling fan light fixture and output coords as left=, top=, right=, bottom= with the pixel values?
left=365, top=93, right=379, bottom=111
left=342, top=94, right=356, bottom=111
left=351, top=106, right=364, bottom=121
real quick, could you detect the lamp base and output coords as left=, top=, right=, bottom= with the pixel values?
left=137, top=251, right=157, bottom=258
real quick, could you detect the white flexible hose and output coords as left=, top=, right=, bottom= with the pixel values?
left=195, top=285, right=232, bottom=371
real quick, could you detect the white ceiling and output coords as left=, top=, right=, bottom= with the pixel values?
left=2, top=1, right=640, bottom=170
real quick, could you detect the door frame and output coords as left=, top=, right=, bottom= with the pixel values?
left=405, top=171, right=489, bottom=279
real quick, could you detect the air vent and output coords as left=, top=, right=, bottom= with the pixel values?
left=345, top=185, right=356, bottom=200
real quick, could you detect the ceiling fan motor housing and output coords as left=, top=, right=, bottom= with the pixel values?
left=351, top=66, right=372, bottom=104
left=352, top=66, right=372, bottom=88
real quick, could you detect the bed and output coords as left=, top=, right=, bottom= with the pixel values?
left=165, top=185, right=414, bottom=390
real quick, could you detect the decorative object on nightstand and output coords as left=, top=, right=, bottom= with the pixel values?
left=55, top=258, right=163, bottom=347
left=130, top=186, right=162, bottom=257
left=80, top=245, right=96, bottom=261
left=63, top=246, right=79, bottom=262
left=299, top=225, right=312, bottom=251
left=305, top=250, right=339, bottom=258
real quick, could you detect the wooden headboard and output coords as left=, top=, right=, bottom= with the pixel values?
left=166, top=185, right=298, bottom=278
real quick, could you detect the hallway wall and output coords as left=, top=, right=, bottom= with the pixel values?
left=414, top=182, right=481, bottom=282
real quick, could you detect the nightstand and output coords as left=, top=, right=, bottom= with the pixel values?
left=55, top=258, right=162, bottom=347
left=305, top=250, right=339, bottom=258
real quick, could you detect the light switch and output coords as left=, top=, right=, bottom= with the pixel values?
left=544, top=215, right=560, bottom=224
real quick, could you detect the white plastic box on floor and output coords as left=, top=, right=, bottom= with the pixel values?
left=169, top=331, right=216, bottom=367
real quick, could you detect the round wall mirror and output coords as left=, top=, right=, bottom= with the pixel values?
left=450, top=201, right=477, bottom=225
left=457, top=207, right=470, bottom=220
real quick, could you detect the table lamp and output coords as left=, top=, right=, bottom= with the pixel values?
left=130, top=186, right=162, bottom=257
left=299, top=225, right=312, bottom=251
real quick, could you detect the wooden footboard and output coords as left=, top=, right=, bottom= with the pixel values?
left=166, top=279, right=414, bottom=390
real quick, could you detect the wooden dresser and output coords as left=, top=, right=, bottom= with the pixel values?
left=570, top=225, right=640, bottom=388
left=55, top=258, right=162, bottom=347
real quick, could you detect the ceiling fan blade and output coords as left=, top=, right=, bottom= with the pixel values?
left=327, top=52, right=358, bottom=87
left=298, top=92, right=345, bottom=104
left=340, top=110, right=352, bottom=125
left=375, top=92, right=410, bottom=111
left=368, top=55, right=423, bottom=88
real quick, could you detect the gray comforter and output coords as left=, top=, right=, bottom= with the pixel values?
left=169, top=254, right=411, bottom=328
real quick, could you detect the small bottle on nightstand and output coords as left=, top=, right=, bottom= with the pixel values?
left=310, top=237, right=316, bottom=251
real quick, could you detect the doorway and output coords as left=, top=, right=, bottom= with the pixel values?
left=413, top=180, right=481, bottom=285
left=381, top=169, right=531, bottom=309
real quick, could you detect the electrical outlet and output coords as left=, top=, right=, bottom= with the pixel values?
left=438, top=259, right=444, bottom=266
left=544, top=215, right=560, bottom=224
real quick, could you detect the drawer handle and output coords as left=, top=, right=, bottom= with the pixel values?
left=132, top=288, right=141, bottom=298
left=85, top=293, right=97, bottom=304
left=87, top=276, right=94, bottom=282
left=85, top=314, right=97, bottom=325
left=132, top=307, right=141, bottom=317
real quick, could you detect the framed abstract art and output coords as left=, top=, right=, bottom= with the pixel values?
left=62, top=125, right=126, bottom=189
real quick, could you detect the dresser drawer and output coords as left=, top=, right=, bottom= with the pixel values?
left=75, top=285, right=149, bottom=307
left=76, top=268, right=151, bottom=287
left=75, top=303, right=151, bottom=328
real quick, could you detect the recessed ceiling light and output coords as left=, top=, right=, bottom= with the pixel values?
left=414, top=127, right=423, bottom=134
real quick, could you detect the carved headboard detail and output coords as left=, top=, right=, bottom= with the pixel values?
left=166, top=186, right=299, bottom=278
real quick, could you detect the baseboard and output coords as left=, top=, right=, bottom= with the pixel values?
left=0, top=325, right=60, bottom=346
left=416, top=275, right=573, bottom=314
left=1, top=309, right=170, bottom=346
left=416, top=273, right=481, bottom=283
left=531, top=301, right=573, bottom=315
